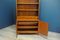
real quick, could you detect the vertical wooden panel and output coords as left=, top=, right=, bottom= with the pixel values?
left=38, top=21, right=48, bottom=36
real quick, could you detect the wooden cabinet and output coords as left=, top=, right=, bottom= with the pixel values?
left=16, top=0, right=48, bottom=36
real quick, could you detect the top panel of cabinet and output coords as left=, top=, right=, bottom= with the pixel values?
left=17, top=0, right=39, bottom=4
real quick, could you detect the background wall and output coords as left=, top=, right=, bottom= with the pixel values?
left=0, top=0, right=60, bottom=33
left=0, top=0, right=16, bottom=29
left=40, top=0, right=60, bottom=33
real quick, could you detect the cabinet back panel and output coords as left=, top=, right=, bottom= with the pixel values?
left=17, top=21, right=38, bottom=26
left=18, top=28, right=38, bottom=31
left=17, top=11, right=38, bottom=16
left=17, top=0, right=38, bottom=3
left=17, top=4, right=38, bottom=9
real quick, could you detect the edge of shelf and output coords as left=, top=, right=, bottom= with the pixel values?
left=17, top=2, right=39, bottom=4
left=17, top=9, right=38, bottom=11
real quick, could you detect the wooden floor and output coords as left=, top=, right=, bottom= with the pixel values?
left=0, top=25, right=60, bottom=40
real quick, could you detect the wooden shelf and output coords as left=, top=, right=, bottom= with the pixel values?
left=18, top=22, right=38, bottom=25
left=17, top=16, right=38, bottom=19
left=17, top=26, right=37, bottom=29
left=17, top=9, right=38, bottom=11
left=17, top=11, right=38, bottom=16
left=17, top=31, right=38, bottom=34
left=17, top=2, right=39, bottom=4
left=17, top=19, right=38, bottom=21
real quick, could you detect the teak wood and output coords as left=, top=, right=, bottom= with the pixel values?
left=16, top=0, right=48, bottom=36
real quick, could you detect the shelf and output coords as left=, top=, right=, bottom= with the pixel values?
left=17, top=9, right=38, bottom=11
left=17, top=16, right=38, bottom=19
left=17, top=11, right=38, bottom=16
left=17, top=2, right=39, bottom=4
left=17, top=26, right=37, bottom=29
left=18, top=22, right=38, bottom=25
left=17, top=19, right=38, bottom=21
left=17, top=4, right=38, bottom=9
left=17, top=31, right=38, bottom=34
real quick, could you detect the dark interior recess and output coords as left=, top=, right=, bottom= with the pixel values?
left=17, top=21, right=38, bottom=26
left=17, top=11, right=38, bottom=16
left=18, top=21, right=38, bottom=22
left=18, top=33, right=37, bottom=34
left=17, top=4, right=38, bottom=9
left=17, top=23, right=38, bottom=26
left=17, top=28, right=38, bottom=31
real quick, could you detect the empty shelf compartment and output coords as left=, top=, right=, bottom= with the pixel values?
left=17, top=11, right=38, bottom=16
left=17, top=21, right=38, bottom=26
left=17, top=31, right=38, bottom=34
left=17, top=26, right=38, bottom=28
left=17, top=4, right=38, bottom=9
left=17, top=28, right=38, bottom=31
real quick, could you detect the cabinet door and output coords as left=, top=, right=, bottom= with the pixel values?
left=38, top=21, right=48, bottom=36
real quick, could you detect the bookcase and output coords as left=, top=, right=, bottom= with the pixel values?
left=16, top=0, right=48, bottom=36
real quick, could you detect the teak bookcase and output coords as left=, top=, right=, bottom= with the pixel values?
left=16, top=0, right=48, bottom=36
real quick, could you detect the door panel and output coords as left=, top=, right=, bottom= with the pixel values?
left=38, top=21, right=48, bottom=36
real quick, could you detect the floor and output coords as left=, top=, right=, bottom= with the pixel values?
left=0, top=25, right=60, bottom=40
left=0, top=25, right=16, bottom=40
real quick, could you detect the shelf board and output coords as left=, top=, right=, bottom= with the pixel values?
left=17, top=16, right=38, bottom=19
left=18, top=22, right=38, bottom=25
left=17, top=26, right=38, bottom=29
left=17, top=9, right=38, bottom=11
left=17, top=2, right=39, bottom=4
left=17, top=19, right=38, bottom=21
left=17, top=31, right=38, bottom=34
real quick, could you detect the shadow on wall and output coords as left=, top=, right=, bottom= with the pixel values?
left=0, top=0, right=16, bottom=29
